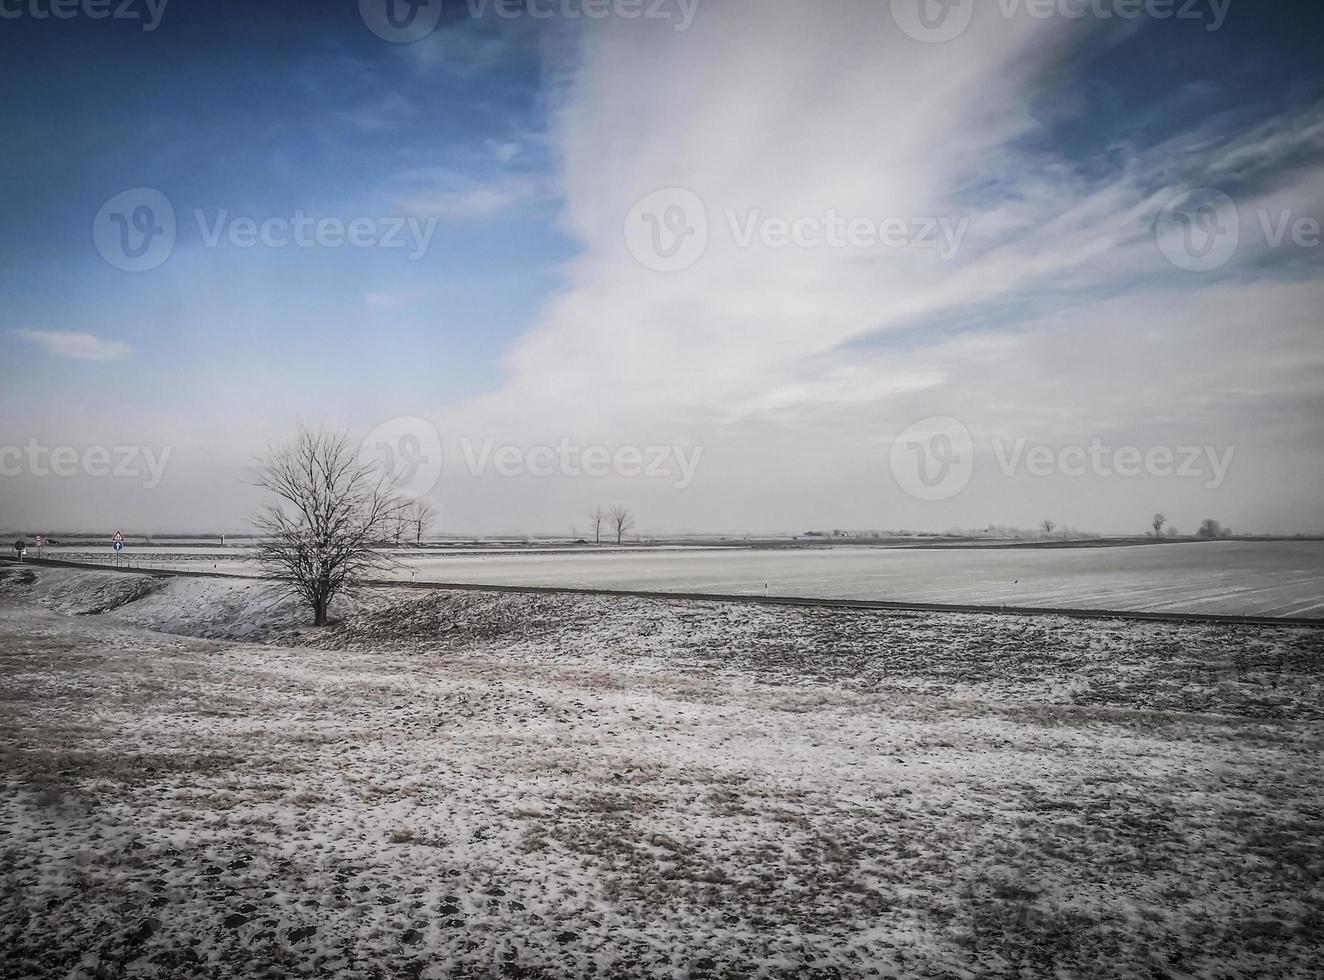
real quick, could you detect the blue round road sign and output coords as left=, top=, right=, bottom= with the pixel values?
left=113, top=541, right=124, bottom=552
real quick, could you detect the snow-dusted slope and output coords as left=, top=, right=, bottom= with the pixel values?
left=1, top=567, right=1321, bottom=978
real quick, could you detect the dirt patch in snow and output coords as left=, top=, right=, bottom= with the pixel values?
left=39, top=572, right=167, bottom=616
left=0, top=568, right=38, bottom=593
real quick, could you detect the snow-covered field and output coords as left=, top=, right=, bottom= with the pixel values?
left=1, top=566, right=1321, bottom=978
left=369, top=541, right=1324, bottom=618
left=34, top=540, right=1324, bottom=617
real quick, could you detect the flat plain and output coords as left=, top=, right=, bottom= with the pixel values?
left=379, top=541, right=1324, bottom=618
left=35, top=540, right=1324, bottom=618
left=1, top=566, right=1321, bottom=978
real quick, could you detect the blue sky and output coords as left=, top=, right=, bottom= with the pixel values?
left=1, top=0, right=1322, bottom=534
left=2, top=1, right=563, bottom=406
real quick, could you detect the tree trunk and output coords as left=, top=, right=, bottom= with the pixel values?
left=314, top=596, right=328, bottom=627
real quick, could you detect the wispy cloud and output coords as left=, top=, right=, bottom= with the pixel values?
left=394, top=171, right=546, bottom=220
left=486, top=139, right=522, bottom=163
left=403, top=22, right=527, bottom=78
left=429, top=0, right=1324, bottom=533
left=10, top=329, right=132, bottom=361
left=340, top=91, right=417, bottom=133
left=363, top=288, right=433, bottom=310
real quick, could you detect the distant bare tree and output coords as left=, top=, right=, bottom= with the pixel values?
left=408, top=499, right=437, bottom=547
left=1040, top=519, right=1056, bottom=537
left=587, top=507, right=606, bottom=545
left=1197, top=518, right=1222, bottom=539
left=608, top=505, right=636, bottom=545
left=1152, top=513, right=1166, bottom=538
left=251, top=424, right=404, bottom=626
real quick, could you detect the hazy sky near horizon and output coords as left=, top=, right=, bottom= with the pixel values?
left=1, top=0, right=1322, bottom=536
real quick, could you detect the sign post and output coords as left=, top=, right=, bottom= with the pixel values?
left=34, top=535, right=43, bottom=559
left=112, top=530, right=125, bottom=567
left=12, top=540, right=26, bottom=563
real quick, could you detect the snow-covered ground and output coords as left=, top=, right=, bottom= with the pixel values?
left=1, top=566, right=1321, bottom=978
left=34, top=539, right=1324, bottom=617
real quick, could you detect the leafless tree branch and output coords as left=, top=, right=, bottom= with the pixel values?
left=249, top=423, right=406, bottom=626
left=608, top=505, right=636, bottom=545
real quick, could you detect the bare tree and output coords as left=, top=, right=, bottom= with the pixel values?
left=1040, top=519, right=1056, bottom=537
left=408, top=499, right=437, bottom=547
left=1151, top=513, right=1166, bottom=538
left=587, top=507, right=606, bottom=545
left=608, top=505, right=636, bottom=545
left=251, top=424, right=404, bottom=626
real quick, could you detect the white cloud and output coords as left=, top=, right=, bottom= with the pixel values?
left=394, top=171, right=545, bottom=219
left=430, top=0, right=1324, bottom=533
left=403, top=22, right=527, bottom=78
left=14, top=5, right=1318, bottom=535
left=11, top=329, right=132, bottom=361
left=487, top=139, right=522, bottom=163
